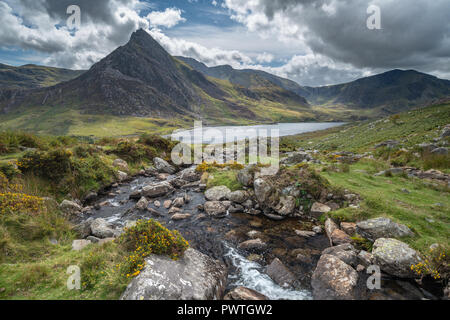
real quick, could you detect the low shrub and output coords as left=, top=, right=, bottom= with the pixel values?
left=0, top=192, right=44, bottom=215
left=0, top=162, right=21, bottom=180
left=117, top=219, right=189, bottom=279
left=112, top=140, right=157, bottom=163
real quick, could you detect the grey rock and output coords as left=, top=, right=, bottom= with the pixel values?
left=135, top=197, right=149, bottom=211
left=228, top=190, right=248, bottom=204
left=266, top=258, right=298, bottom=289
left=356, top=217, right=414, bottom=241
left=310, top=202, right=331, bottom=218
left=372, top=238, right=422, bottom=278
left=274, top=196, right=296, bottom=216
left=153, top=157, right=176, bottom=174
left=141, top=182, right=174, bottom=198
left=311, top=254, right=358, bottom=300
left=120, top=248, right=227, bottom=300
left=90, top=218, right=117, bottom=239
left=204, top=201, right=228, bottom=218
left=205, top=186, right=231, bottom=201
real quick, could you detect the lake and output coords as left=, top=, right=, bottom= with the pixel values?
left=170, top=122, right=345, bottom=144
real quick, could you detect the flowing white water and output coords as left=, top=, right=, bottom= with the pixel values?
left=224, top=243, right=312, bottom=300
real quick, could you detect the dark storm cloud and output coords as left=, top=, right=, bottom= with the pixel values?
left=227, top=0, right=450, bottom=73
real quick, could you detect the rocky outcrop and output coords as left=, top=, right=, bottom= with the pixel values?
left=372, top=238, right=421, bottom=278
left=311, top=254, right=358, bottom=300
left=153, top=157, right=176, bottom=174
left=120, top=248, right=227, bottom=300
left=356, top=217, right=414, bottom=241
left=224, top=287, right=268, bottom=300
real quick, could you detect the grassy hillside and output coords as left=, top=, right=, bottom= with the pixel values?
left=0, top=64, right=85, bottom=89
left=280, top=103, right=450, bottom=254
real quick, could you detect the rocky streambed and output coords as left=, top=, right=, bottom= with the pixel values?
left=67, top=157, right=445, bottom=300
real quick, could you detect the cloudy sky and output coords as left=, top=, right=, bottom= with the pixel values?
left=0, top=0, right=449, bottom=86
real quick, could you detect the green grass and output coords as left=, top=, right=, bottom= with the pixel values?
left=283, top=103, right=450, bottom=153
left=206, top=169, right=243, bottom=191
left=319, top=159, right=449, bottom=253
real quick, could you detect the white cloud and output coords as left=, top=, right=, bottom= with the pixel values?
left=147, top=7, right=186, bottom=28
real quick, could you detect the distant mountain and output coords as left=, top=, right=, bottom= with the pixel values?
left=300, top=69, right=450, bottom=111
left=176, top=56, right=305, bottom=96
left=0, top=64, right=85, bottom=89
left=178, top=57, right=450, bottom=113
left=0, top=29, right=310, bottom=122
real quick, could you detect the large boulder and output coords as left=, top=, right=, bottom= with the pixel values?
left=254, top=178, right=274, bottom=205
left=224, top=287, right=268, bottom=300
left=90, top=218, right=117, bottom=239
left=273, top=196, right=296, bottom=216
left=372, top=238, right=421, bottom=278
left=205, top=186, right=231, bottom=201
left=265, top=258, right=298, bottom=289
left=228, top=190, right=248, bottom=204
left=356, top=217, right=414, bottom=241
left=141, top=182, right=174, bottom=198
left=120, top=248, right=227, bottom=300
left=153, top=157, right=176, bottom=174
left=59, top=200, right=82, bottom=216
left=311, top=254, right=358, bottom=300
left=204, top=201, right=228, bottom=218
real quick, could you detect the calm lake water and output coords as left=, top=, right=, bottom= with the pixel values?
left=170, top=122, right=345, bottom=144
